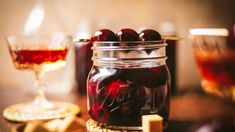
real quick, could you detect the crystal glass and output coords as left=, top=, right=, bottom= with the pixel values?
left=189, top=28, right=235, bottom=101
left=87, top=41, right=171, bottom=131
left=3, top=35, right=79, bottom=122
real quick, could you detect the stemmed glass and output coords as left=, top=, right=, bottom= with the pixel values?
left=3, top=35, right=79, bottom=122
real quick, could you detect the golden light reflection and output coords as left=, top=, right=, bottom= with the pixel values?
left=189, top=28, right=228, bottom=36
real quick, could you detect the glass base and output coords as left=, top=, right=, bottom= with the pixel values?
left=3, top=101, right=80, bottom=122
left=86, top=119, right=142, bottom=132
left=202, top=80, right=235, bottom=101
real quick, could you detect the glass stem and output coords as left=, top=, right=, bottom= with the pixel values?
left=34, top=70, right=53, bottom=108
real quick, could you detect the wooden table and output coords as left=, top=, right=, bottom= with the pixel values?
left=0, top=87, right=235, bottom=131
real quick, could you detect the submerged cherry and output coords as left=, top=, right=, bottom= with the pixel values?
left=117, top=28, right=140, bottom=41
left=90, top=104, right=110, bottom=123
left=106, top=79, right=129, bottom=98
left=87, top=81, right=96, bottom=96
left=92, top=29, right=118, bottom=41
left=139, top=29, right=162, bottom=41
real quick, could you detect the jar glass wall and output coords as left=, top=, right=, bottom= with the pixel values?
left=87, top=41, right=171, bottom=130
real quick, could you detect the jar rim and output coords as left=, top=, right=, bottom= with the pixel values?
left=93, top=40, right=167, bottom=49
left=94, top=40, right=164, bottom=44
left=92, top=40, right=167, bottom=67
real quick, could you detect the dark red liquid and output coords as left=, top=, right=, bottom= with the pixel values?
left=166, top=39, right=177, bottom=95
left=195, top=51, right=235, bottom=88
left=87, top=65, right=170, bottom=126
left=74, top=42, right=93, bottom=94
left=10, top=49, right=68, bottom=70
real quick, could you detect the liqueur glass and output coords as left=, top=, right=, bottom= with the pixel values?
left=189, top=28, right=235, bottom=101
left=3, top=35, right=79, bottom=122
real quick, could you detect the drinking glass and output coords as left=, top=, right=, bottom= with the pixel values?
left=189, top=28, right=235, bottom=101
left=3, top=35, right=79, bottom=122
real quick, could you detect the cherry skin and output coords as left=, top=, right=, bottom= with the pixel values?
left=90, top=104, right=110, bottom=123
left=106, top=79, right=123, bottom=97
left=116, top=28, right=140, bottom=41
left=106, top=79, right=130, bottom=98
left=139, top=29, right=162, bottom=54
left=92, top=29, right=118, bottom=41
left=139, top=29, right=162, bottom=41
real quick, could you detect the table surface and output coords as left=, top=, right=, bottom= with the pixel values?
left=0, top=87, right=235, bottom=132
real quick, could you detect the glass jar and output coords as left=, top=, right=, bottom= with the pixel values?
left=87, top=41, right=171, bottom=131
left=74, top=39, right=93, bottom=94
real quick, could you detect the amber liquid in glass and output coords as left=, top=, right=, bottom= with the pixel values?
left=195, top=51, right=235, bottom=96
left=10, top=48, right=68, bottom=71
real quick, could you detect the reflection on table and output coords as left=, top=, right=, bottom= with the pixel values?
left=0, top=88, right=235, bottom=131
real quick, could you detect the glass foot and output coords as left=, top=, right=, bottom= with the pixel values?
left=3, top=101, right=80, bottom=122
left=86, top=119, right=142, bottom=132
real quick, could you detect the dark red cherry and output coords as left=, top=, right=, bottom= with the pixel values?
left=90, top=104, right=110, bottom=123
left=117, top=28, right=140, bottom=41
left=92, top=29, right=118, bottom=41
left=139, top=29, right=162, bottom=41
left=90, top=104, right=101, bottom=117
left=106, top=80, right=122, bottom=96
left=87, top=81, right=96, bottom=96
left=106, top=79, right=129, bottom=98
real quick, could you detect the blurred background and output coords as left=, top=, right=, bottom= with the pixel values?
left=0, top=0, right=235, bottom=95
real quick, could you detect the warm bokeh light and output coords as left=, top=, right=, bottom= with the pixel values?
left=0, top=0, right=235, bottom=91
left=189, top=28, right=228, bottom=36
left=23, top=0, right=45, bottom=35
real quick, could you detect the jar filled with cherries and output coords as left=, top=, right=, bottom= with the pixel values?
left=87, top=28, right=171, bottom=131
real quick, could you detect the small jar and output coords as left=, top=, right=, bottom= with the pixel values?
left=87, top=41, right=170, bottom=131
left=74, top=39, right=93, bottom=94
